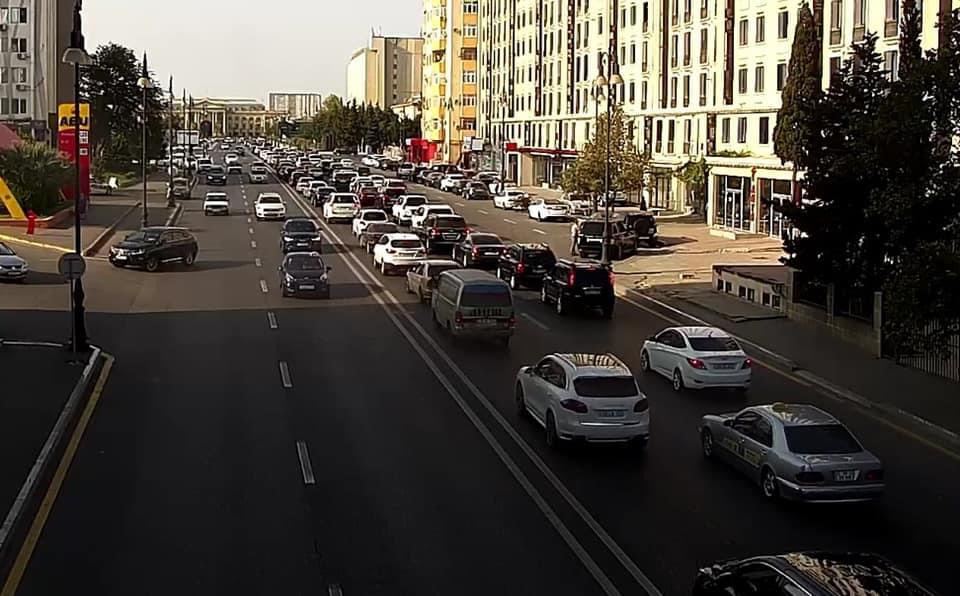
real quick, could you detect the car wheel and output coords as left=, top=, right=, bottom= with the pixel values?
left=183, top=251, right=196, bottom=266
left=700, top=430, right=714, bottom=459
left=515, top=383, right=528, bottom=418
left=144, top=256, right=160, bottom=272
left=545, top=412, right=560, bottom=449
left=672, top=369, right=685, bottom=392
left=761, top=467, right=779, bottom=500
left=281, top=286, right=289, bottom=297
left=405, top=278, right=413, bottom=293
left=631, top=436, right=648, bottom=450
left=640, top=350, right=651, bottom=372
left=537, top=213, right=543, bottom=222
left=555, top=293, right=565, bottom=315
left=381, top=261, right=389, bottom=275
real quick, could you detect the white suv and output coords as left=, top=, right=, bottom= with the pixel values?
left=372, top=233, right=426, bottom=275
left=409, top=204, right=455, bottom=230
left=352, top=209, right=389, bottom=237
left=254, top=193, right=286, bottom=220
left=391, top=194, right=428, bottom=225
left=640, top=326, right=751, bottom=392
left=515, top=352, right=650, bottom=449
left=323, top=193, right=359, bottom=223
left=224, top=153, right=239, bottom=165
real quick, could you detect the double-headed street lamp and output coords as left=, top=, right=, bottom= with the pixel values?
left=594, top=52, right=623, bottom=266
left=137, top=54, right=152, bottom=228
left=498, top=93, right=508, bottom=184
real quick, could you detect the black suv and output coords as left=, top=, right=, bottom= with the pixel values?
left=577, top=218, right=638, bottom=260
left=416, top=214, right=468, bottom=253
left=539, top=259, right=615, bottom=318
left=620, top=210, right=659, bottom=247
left=206, top=166, right=227, bottom=185
left=278, top=252, right=331, bottom=299
left=108, top=226, right=198, bottom=272
left=496, top=243, right=557, bottom=289
left=280, top=218, right=322, bottom=253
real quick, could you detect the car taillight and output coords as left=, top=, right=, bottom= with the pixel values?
left=567, top=270, right=576, bottom=286
left=865, top=469, right=884, bottom=482
left=516, top=262, right=526, bottom=274
left=687, top=358, right=707, bottom=370
left=608, top=270, right=616, bottom=286
left=472, top=247, right=480, bottom=256
left=454, top=311, right=463, bottom=327
left=795, top=471, right=824, bottom=484
left=633, top=398, right=649, bottom=412
left=560, top=399, right=589, bottom=414
left=742, top=358, right=753, bottom=369
left=429, top=228, right=440, bottom=236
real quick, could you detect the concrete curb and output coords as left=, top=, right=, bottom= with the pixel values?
left=0, top=233, right=71, bottom=254
left=165, top=202, right=183, bottom=227
left=0, top=342, right=104, bottom=568
left=82, top=202, right=139, bottom=257
left=615, top=285, right=960, bottom=453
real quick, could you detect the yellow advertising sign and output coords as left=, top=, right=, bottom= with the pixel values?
left=57, top=103, right=90, bottom=131
left=0, top=177, right=26, bottom=219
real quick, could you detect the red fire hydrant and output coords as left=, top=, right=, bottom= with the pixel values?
left=26, top=209, right=36, bottom=235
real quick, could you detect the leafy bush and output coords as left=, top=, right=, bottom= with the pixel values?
left=0, top=142, right=72, bottom=215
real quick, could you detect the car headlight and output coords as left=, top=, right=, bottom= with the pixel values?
left=128, top=248, right=145, bottom=255
left=312, top=235, right=324, bottom=241
left=284, top=273, right=295, bottom=283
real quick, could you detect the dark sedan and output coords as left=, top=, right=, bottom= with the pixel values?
left=278, top=252, right=331, bottom=298
left=452, top=232, right=506, bottom=269
left=108, top=226, right=198, bottom=272
left=463, top=183, right=491, bottom=201
left=360, top=222, right=400, bottom=253
left=206, top=166, right=227, bottom=185
left=280, top=218, right=323, bottom=253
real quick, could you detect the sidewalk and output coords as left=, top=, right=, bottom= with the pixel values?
left=0, top=181, right=173, bottom=256
left=625, top=281, right=960, bottom=444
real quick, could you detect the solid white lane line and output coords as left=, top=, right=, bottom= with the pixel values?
left=503, top=218, right=517, bottom=224
left=456, top=202, right=465, bottom=207
left=520, top=312, right=551, bottom=331
left=532, top=228, right=547, bottom=235
left=267, top=311, right=278, bottom=329
left=279, top=361, right=293, bottom=388
left=255, top=257, right=262, bottom=267
left=327, top=585, right=342, bottom=596
left=295, top=441, right=315, bottom=485
left=259, top=279, right=268, bottom=293
left=251, top=240, right=258, bottom=249
left=478, top=209, right=489, bottom=215
left=281, top=185, right=633, bottom=596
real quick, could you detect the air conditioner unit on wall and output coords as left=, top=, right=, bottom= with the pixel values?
left=15, top=84, right=29, bottom=91
left=0, top=24, right=8, bottom=31
left=17, top=53, right=29, bottom=60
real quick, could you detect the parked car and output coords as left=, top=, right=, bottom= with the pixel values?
left=562, top=192, right=594, bottom=216
left=576, top=217, right=638, bottom=260
left=617, top=208, right=659, bottom=247
left=323, top=193, right=360, bottom=222
left=108, top=226, right=198, bottom=272
left=539, top=258, right=615, bottom=318
left=409, top=204, right=456, bottom=230
left=527, top=198, right=570, bottom=221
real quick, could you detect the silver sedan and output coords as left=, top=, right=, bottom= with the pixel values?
left=0, top=241, right=28, bottom=281
left=698, top=403, right=884, bottom=503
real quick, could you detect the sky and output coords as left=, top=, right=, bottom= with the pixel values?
left=85, top=0, right=422, bottom=103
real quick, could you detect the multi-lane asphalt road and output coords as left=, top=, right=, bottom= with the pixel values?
left=4, top=150, right=960, bottom=595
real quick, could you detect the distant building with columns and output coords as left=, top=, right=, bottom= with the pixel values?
left=172, top=97, right=284, bottom=137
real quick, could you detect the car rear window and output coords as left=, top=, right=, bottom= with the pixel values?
left=687, top=336, right=740, bottom=352
left=471, top=234, right=501, bottom=245
left=363, top=211, right=388, bottom=221
left=285, top=220, right=316, bottom=233
left=461, top=284, right=512, bottom=307
left=435, top=216, right=466, bottom=228
left=784, top=425, right=863, bottom=454
left=404, top=196, right=427, bottom=206
left=366, top=223, right=398, bottom=234
left=579, top=221, right=605, bottom=235
left=572, top=267, right=610, bottom=285
left=333, top=196, right=355, bottom=204
left=573, top=376, right=639, bottom=398
left=523, top=249, right=555, bottom=265
left=391, top=239, right=422, bottom=249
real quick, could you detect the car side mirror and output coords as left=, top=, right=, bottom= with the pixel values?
left=326, top=266, right=333, bottom=272
left=647, top=335, right=658, bottom=343
left=723, top=419, right=733, bottom=427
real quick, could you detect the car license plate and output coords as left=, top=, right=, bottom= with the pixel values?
left=598, top=409, right=625, bottom=418
left=299, top=284, right=315, bottom=290
left=713, top=363, right=736, bottom=370
left=584, top=288, right=601, bottom=295
left=443, top=233, right=458, bottom=239
left=475, top=318, right=496, bottom=326
left=296, top=242, right=308, bottom=246
left=834, top=470, right=859, bottom=482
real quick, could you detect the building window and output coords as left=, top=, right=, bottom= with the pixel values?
left=885, top=0, right=899, bottom=36
left=682, top=75, right=690, bottom=106
left=670, top=77, right=678, bottom=107
left=683, top=32, right=691, bottom=66
left=0, top=8, right=27, bottom=24
left=642, top=1, right=649, bottom=31
left=462, top=95, right=477, bottom=106
left=853, top=0, right=867, bottom=40
left=463, top=70, right=477, bottom=83
left=738, top=67, right=747, bottom=94
left=829, top=56, right=842, bottom=85
left=776, top=62, right=787, bottom=90
left=667, top=119, right=675, bottom=153
left=829, top=0, right=842, bottom=44
left=627, top=81, right=635, bottom=102
left=461, top=118, right=476, bottom=130
left=655, top=119, right=663, bottom=152
left=684, top=0, right=692, bottom=22
left=721, top=117, right=730, bottom=143
left=631, top=4, right=637, bottom=25
left=0, top=67, right=6, bottom=84
left=884, top=50, right=899, bottom=81
left=12, top=98, right=26, bottom=114
left=755, top=15, right=765, bottom=43
left=754, top=65, right=765, bottom=93
left=630, top=43, right=636, bottom=64
left=739, top=19, right=748, bottom=46
left=462, top=47, right=477, bottom=60
left=12, top=67, right=26, bottom=83
left=700, top=28, right=708, bottom=63
left=642, top=42, right=648, bottom=71
left=464, top=25, right=478, bottom=37
left=671, top=35, right=678, bottom=67
left=758, top=116, right=770, bottom=144
left=9, top=38, right=27, bottom=53
left=641, top=80, right=648, bottom=109
left=737, top=117, right=747, bottom=143
left=699, top=72, right=707, bottom=105
left=700, top=0, right=709, bottom=18
left=777, top=10, right=789, bottom=39
left=683, top=118, right=692, bottom=153
left=464, top=0, right=478, bottom=13
left=671, top=0, right=679, bottom=25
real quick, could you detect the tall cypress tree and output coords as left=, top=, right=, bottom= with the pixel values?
left=773, top=2, right=821, bottom=193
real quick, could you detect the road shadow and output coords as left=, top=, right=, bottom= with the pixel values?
left=21, top=271, right=68, bottom=286
left=329, top=282, right=384, bottom=299
left=188, top=260, right=251, bottom=272
left=320, top=243, right=347, bottom=255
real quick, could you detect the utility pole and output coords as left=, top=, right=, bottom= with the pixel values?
left=167, top=75, right=175, bottom=207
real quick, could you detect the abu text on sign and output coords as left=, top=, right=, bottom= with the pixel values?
left=57, top=103, right=91, bottom=131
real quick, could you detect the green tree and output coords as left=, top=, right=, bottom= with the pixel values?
left=560, top=105, right=647, bottom=199
left=674, top=157, right=710, bottom=216
left=773, top=2, right=821, bottom=192
left=0, top=142, right=72, bottom=214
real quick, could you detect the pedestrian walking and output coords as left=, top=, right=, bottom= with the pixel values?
left=570, top=219, right=580, bottom=256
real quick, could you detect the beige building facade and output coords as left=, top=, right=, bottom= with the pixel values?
left=174, top=97, right=284, bottom=138
left=268, top=92, right=322, bottom=120
left=346, top=35, right=424, bottom=109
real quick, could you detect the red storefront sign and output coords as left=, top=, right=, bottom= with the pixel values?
left=57, top=103, right=91, bottom=203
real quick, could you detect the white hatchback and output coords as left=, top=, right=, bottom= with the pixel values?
left=372, top=233, right=426, bottom=275
left=352, top=209, right=390, bottom=237
left=202, top=192, right=229, bottom=216
left=323, top=193, right=360, bottom=222
left=640, top=326, right=752, bottom=392
left=515, top=352, right=650, bottom=448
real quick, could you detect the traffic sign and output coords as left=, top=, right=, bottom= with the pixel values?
left=58, top=252, right=86, bottom=280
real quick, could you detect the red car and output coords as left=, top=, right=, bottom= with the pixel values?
left=358, top=187, right=382, bottom=208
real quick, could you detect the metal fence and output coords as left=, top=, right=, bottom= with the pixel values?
left=894, top=322, right=960, bottom=383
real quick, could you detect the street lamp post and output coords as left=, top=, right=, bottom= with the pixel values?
left=444, top=98, right=454, bottom=163
left=167, top=76, right=175, bottom=208
left=137, top=54, right=152, bottom=228
left=593, top=53, right=623, bottom=266
left=498, top=94, right=508, bottom=184
left=62, top=0, right=91, bottom=355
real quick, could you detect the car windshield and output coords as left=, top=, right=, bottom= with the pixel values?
left=391, top=239, right=422, bottom=249
left=688, top=336, right=740, bottom=352
left=363, top=212, right=388, bottom=221
left=435, top=216, right=466, bottom=229
left=0, top=242, right=14, bottom=256
left=461, top=285, right=512, bottom=307
left=284, top=220, right=317, bottom=233
left=285, top=255, right=325, bottom=271
left=429, top=264, right=459, bottom=278
left=259, top=196, right=282, bottom=204
left=471, top=234, right=501, bottom=245
left=573, top=376, right=639, bottom=398
left=205, top=194, right=227, bottom=201
left=209, top=167, right=225, bottom=174
left=784, top=425, right=863, bottom=454
left=125, top=230, right=161, bottom=243
left=251, top=167, right=266, bottom=173
left=366, top=224, right=398, bottom=234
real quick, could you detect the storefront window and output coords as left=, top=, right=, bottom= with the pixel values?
left=714, top=175, right=753, bottom=231
left=757, top=178, right=793, bottom=238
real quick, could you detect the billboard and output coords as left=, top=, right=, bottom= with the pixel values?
left=57, top=103, right=91, bottom=203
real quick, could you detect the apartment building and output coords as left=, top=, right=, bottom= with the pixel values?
left=421, top=0, right=478, bottom=164
left=268, top=92, right=322, bottom=120
left=0, top=0, right=73, bottom=141
left=346, top=35, right=423, bottom=109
